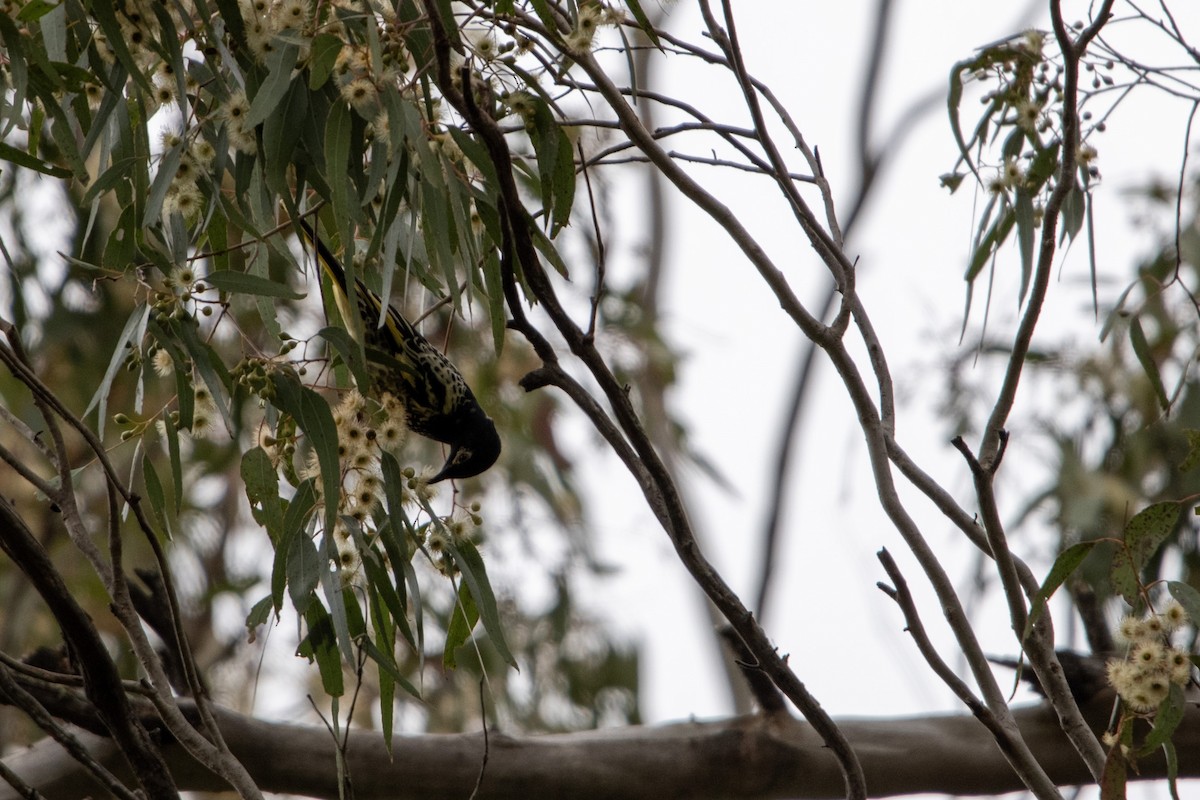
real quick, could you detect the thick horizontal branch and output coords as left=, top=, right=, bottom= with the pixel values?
left=2, top=698, right=1196, bottom=800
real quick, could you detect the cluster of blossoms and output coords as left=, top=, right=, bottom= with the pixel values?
left=966, top=28, right=1107, bottom=201
left=306, top=390, right=408, bottom=582
left=160, top=132, right=216, bottom=223
left=1105, top=601, right=1194, bottom=713
left=240, top=0, right=314, bottom=64
left=297, top=390, right=478, bottom=582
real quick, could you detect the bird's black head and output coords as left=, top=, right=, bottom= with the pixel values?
left=429, top=414, right=501, bottom=483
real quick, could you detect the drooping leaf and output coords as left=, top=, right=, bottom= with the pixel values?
left=1166, top=581, right=1200, bottom=625
left=286, top=528, right=320, bottom=614
left=141, top=451, right=171, bottom=539
left=624, top=0, right=661, bottom=48
left=241, top=447, right=284, bottom=542
left=1099, top=733, right=1128, bottom=800
left=1060, top=180, right=1085, bottom=244
left=206, top=269, right=307, bottom=300
left=317, top=326, right=372, bottom=393
left=271, top=372, right=341, bottom=538
left=1024, top=540, right=1096, bottom=640
left=85, top=302, right=149, bottom=439
left=1110, top=545, right=1141, bottom=607
left=1014, top=187, right=1036, bottom=305
left=162, top=410, right=182, bottom=514
left=1136, top=683, right=1186, bottom=757
left=308, top=33, right=343, bottom=90
left=245, top=594, right=275, bottom=640
left=966, top=205, right=1015, bottom=285
left=443, top=536, right=516, bottom=668
left=323, top=100, right=354, bottom=236
left=245, top=40, right=300, bottom=128
left=274, top=478, right=318, bottom=611
left=0, top=140, right=70, bottom=177
left=318, top=533, right=357, bottom=665
left=173, top=314, right=236, bottom=436
left=443, top=581, right=479, bottom=670
left=1129, top=316, right=1169, bottom=411
left=299, top=602, right=345, bottom=697
left=1125, top=501, right=1180, bottom=573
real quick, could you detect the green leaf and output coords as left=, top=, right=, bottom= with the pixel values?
left=0, top=140, right=70, bottom=177
left=318, top=536, right=357, bottom=665
left=379, top=453, right=421, bottom=652
left=359, top=543, right=407, bottom=632
left=1166, top=581, right=1200, bottom=625
left=286, top=527, right=320, bottom=614
left=245, top=594, right=275, bottom=641
left=206, top=269, right=306, bottom=300
left=141, top=452, right=171, bottom=539
left=947, top=58, right=982, bottom=187
left=324, top=100, right=354, bottom=236
left=1099, top=735, right=1128, bottom=800
left=143, top=139, right=183, bottom=228
left=623, top=0, right=661, bottom=47
left=939, top=172, right=966, bottom=193
left=444, top=537, right=515, bottom=668
left=1110, top=545, right=1141, bottom=607
left=1137, top=683, right=1186, bottom=757
left=241, top=447, right=284, bottom=543
left=274, top=478, right=317, bottom=611
left=373, top=593, right=396, bottom=751
left=16, top=0, right=56, bottom=22
left=316, top=326, right=371, bottom=394
left=162, top=411, right=182, bottom=514
left=550, top=124, right=576, bottom=236
left=1125, top=500, right=1180, bottom=573
left=308, top=33, right=343, bottom=89
left=85, top=3, right=154, bottom=95
left=262, top=77, right=309, bottom=198
left=482, top=248, right=506, bottom=354
left=376, top=527, right=417, bottom=653
left=85, top=303, right=149, bottom=439
left=527, top=0, right=559, bottom=40
left=966, top=206, right=1014, bottom=284
left=271, top=372, right=341, bottom=539
left=1129, top=317, right=1169, bottom=411
left=1025, top=141, right=1060, bottom=189
left=1099, top=281, right=1138, bottom=342
left=1014, top=188, right=1036, bottom=306
left=245, top=40, right=300, bottom=128
left=1024, top=540, right=1096, bottom=640
left=443, top=582, right=479, bottom=670
left=173, top=315, right=236, bottom=436
left=1165, top=740, right=1181, bottom=800
left=299, top=603, right=345, bottom=697
left=1060, top=181, right=1085, bottom=244
left=527, top=99, right=576, bottom=235
left=358, top=617, right=418, bottom=699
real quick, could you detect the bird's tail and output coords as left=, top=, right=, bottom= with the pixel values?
left=296, top=218, right=423, bottom=348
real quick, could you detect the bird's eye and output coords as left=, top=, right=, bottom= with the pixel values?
left=456, top=448, right=472, bottom=463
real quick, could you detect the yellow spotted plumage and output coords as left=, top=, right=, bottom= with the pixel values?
left=298, top=220, right=500, bottom=482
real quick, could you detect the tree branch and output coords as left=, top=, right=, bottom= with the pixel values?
left=2, top=700, right=1192, bottom=800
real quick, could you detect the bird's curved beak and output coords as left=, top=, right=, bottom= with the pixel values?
left=429, top=446, right=465, bottom=484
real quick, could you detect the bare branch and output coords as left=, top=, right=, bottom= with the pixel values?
left=3, top=700, right=1192, bottom=800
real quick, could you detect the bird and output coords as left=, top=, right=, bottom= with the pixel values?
left=297, top=219, right=501, bottom=483
left=989, top=650, right=1112, bottom=703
